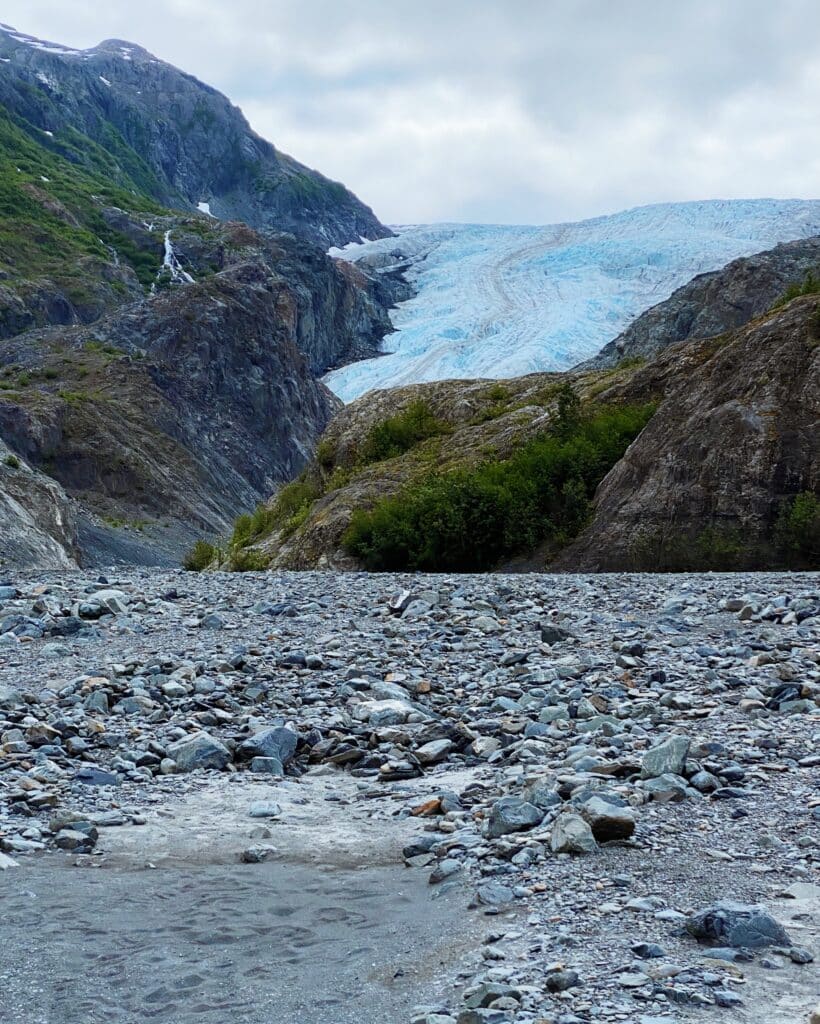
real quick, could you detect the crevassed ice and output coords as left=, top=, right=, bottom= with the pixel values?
left=324, top=198, right=820, bottom=403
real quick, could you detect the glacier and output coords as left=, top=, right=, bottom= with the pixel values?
left=324, top=199, right=820, bottom=403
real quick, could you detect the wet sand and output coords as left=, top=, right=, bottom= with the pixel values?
left=2, top=856, right=478, bottom=1024
left=0, top=774, right=487, bottom=1024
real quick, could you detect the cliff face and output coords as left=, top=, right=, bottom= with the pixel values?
left=0, top=26, right=390, bottom=248
left=0, top=438, right=79, bottom=569
left=0, top=27, right=399, bottom=567
left=583, top=236, right=820, bottom=369
left=556, top=298, right=820, bottom=569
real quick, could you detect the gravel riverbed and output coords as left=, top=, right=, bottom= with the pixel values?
left=0, top=569, right=818, bottom=1024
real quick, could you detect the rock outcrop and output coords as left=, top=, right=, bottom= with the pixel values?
left=582, top=236, right=820, bottom=369
left=236, top=296, right=819, bottom=572
left=555, top=297, right=820, bottom=569
left=0, top=217, right=393, bottom=565
left=0, top=439, right=79, bottom=568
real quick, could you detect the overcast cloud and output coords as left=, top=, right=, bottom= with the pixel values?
left=4, top=0, right=820, bottom=224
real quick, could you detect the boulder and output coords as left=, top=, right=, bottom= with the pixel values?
left=236, top=726, right=297, bottom=764
left=168, top=731, right=231, bottom=772
left=579, top=795, right=636, bottom=840
left=550, top=813, right=598, bottom=855
left=486, top=796, right=543, bottom=839
left=686, top=901, right=791, bottom=949
left=640, top=735, right=690, bottom=779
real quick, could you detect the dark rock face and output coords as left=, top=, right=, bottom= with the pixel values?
left=556, top=298, right=820, bottom=569
left=582, top=237, right=820, bottom=369
left=0, top=217, right=393, bottom=564
left=0, top=26, right=390, bottom=248
left=0, top=439, right=79, bottom=568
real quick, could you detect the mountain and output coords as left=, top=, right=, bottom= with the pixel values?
left=226, top=292, right=819, bottom=573
left=0, top=24, right=389, bottom=248
left=0, top=213, right=392, bottom=567
left=324, top=200, right=820, bottom=401
left=583, top=235, right=820, bottom=369
left=0, top=26, right=397, bottom=568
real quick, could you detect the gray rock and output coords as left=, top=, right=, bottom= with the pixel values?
left=249, top=756, right=284, bottom=776
left=550, top=813, right=598, bottom=855
left=237, top=726, right=297, bottom=765
left=248, top=801, right=282, bottom=818
left=463, top=982, right=520, bottom=1009
left=686, top=901, right=791, bottom=948
left=640, top=734, right=690, bottom=779
left=579, top=795, right=636, bottom=840
left=168, top=731, right=231, bottom=772
left=486, top=796, right=543, bottom=839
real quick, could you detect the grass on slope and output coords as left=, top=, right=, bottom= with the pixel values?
left=343, top=389, right=657, bottom=572
left=0, top=107, right=167, bottom=293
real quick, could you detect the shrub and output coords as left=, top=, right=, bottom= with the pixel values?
left=315, top=436, right=336, bottom=469
left=3, top=453, right=20, bottom=469
left=775, top=491, right=820, bottom=567
left=183, top=539, right=219, bottom=571
left=358, top=400, right=450, bottom=464
left=344, top=400, right=656, bottom=572
left=772, top=271, right=820, bottom=309
left=228, top=476, right=322, bottom=564
left=230, top=548, right=271, bottom=572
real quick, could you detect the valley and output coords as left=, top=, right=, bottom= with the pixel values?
left=0, top=14, right=818, bottom=1024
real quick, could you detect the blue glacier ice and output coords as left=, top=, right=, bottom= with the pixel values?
left=324, top=198, right=820, bottom=402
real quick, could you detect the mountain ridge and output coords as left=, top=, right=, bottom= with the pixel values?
left=0, top=23, right=390, bottom=248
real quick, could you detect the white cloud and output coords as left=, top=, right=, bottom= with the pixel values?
left=4, top=0, right=820, bottom=223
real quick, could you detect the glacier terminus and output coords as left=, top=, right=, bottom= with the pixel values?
left=325, top=198, right=820, bottom=402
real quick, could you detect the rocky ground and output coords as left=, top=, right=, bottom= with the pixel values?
left=0, top=569, right=818, bottom=1024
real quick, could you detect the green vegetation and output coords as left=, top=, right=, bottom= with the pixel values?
left=358, top=400, right=450, bottom=465
left=183, top=539, right=220, bottom=571
left=772, top=270, right=820, bottom=309
left=0, top=107, right=167, bottom=296
left=3, top=454, right=20, bottom=469
left=774, top=491, right=820, bottom=567
left=630, top=491, right=820, bottom=571
left=343, top=394, right=657, bottom=572
left=58, top=389, right=90, bottom=404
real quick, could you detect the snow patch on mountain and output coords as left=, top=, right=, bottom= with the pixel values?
left=325, top=199, right=820, bottom=402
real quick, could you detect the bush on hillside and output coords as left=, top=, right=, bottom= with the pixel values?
left=772, top=270, right=820, bottom=308
left=343, top=398, right=656, bottom=572
left=183, top=539, right=219, bottom=571
left=358, top=400, right=450, bottom=465
left=775, top=491, right=820, bottom=567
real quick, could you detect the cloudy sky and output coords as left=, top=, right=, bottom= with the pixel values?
left=4, top=1, right=820, bottom=224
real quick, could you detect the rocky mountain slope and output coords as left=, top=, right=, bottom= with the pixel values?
left=583, top=235, right=820, bottom=369
left=0, top=24, right=389, bottom=248
left=556, top=296, right=820, bottom=570
left=0, top=438, right=79, bottom=567
left=230, top=294, right=819, bottom=572
left=0, top=26, right=400, bottom=569
left=0, top=214, right=395, bottom=568
left=325, top=200, right=820, bottom=401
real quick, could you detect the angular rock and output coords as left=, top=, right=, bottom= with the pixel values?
left=168, top=732, right=231, bottom=772
left=640, top=735, right=690, bottom=779
left=686, top=901, right=791, bottom=949
left=550, top=813, right=598, bottom=855
left=486, top=797, right=543, bottom=839
left=237, top=726, right=297, bottom=765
